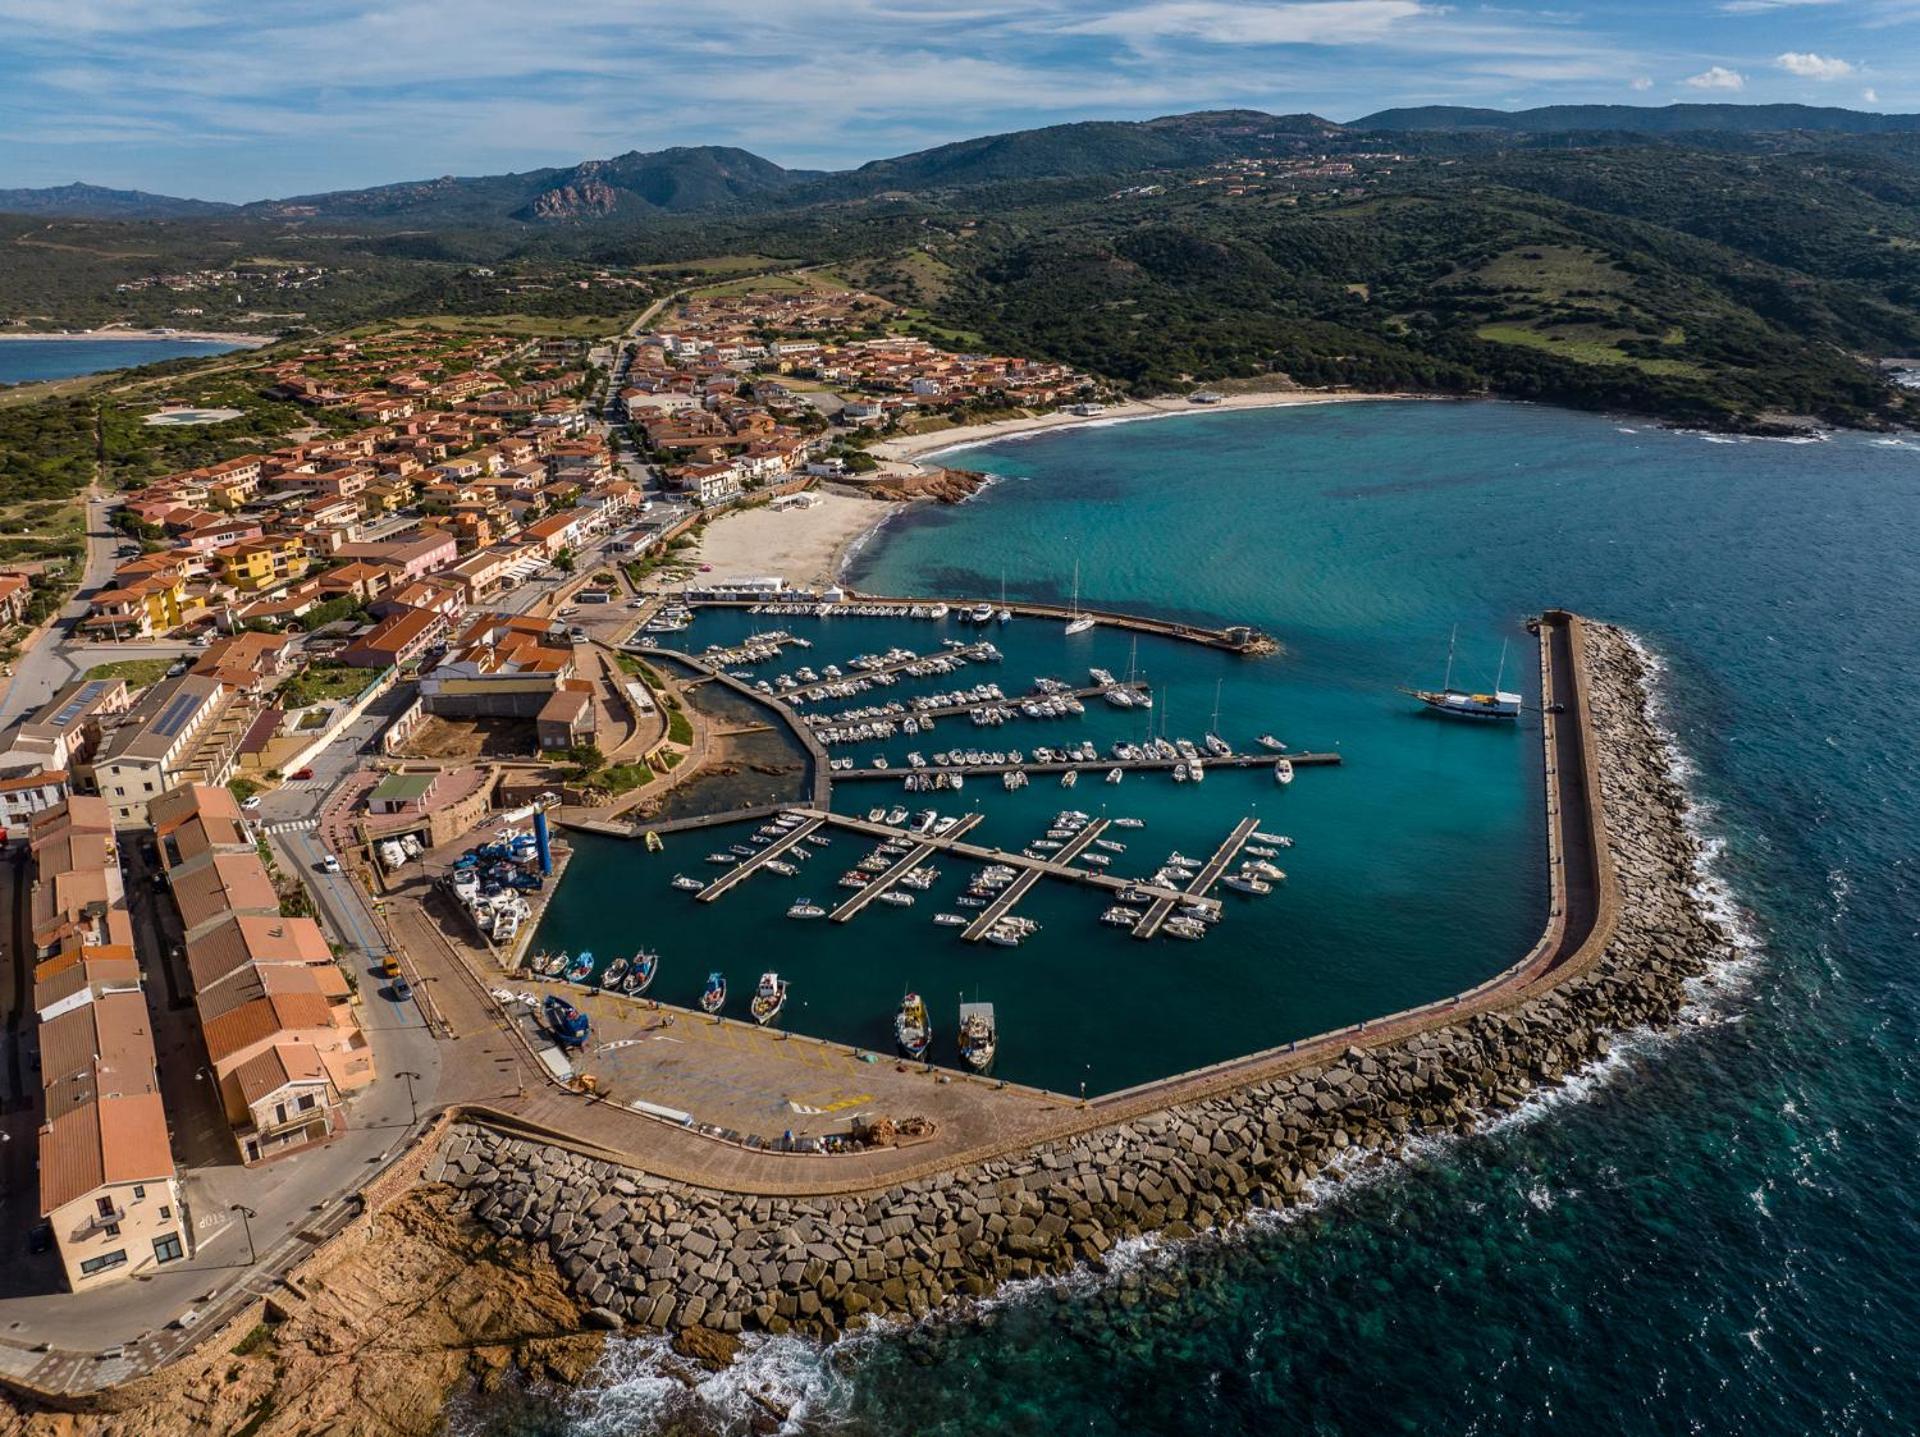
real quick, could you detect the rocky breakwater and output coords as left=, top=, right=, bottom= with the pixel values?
left=434, top=620, right=1729, bottom=1350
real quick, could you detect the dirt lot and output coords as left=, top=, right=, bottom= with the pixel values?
left=397, top=714, right=537, bottom=761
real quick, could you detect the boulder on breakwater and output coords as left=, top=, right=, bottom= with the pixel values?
left=429, top=621, right=1730, bottom=1348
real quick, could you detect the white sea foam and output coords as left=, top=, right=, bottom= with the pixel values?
left=563, top=1329, right=865, bottom=1436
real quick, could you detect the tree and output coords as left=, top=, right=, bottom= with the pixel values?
left=553, top=547, right=576, bottom=574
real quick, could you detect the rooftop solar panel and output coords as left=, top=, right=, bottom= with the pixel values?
left=150, top=690, right=203, bottom=740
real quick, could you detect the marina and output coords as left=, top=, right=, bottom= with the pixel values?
left=540, top=574, right=1541, bottom=1093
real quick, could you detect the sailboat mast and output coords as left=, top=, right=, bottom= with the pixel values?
left=1495, top=638, right=1507, bottom=693
left=1444, top=625, right=1457, bottom=692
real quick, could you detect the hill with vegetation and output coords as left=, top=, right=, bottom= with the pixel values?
left=5, top=107, right=1920, bottom=432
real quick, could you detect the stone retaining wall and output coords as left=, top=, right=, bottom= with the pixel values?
left=428, top=621, right=1728, bottom=1344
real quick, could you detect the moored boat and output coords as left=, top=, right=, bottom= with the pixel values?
left=700, top=971, right=727, bottom=1014
left=671, top=873, right=705, bottom=892
left=544, top=995, right=590, bottom=1047
left=599, top=954, right=630, bottom=989
left=787, top=898, right=826, bottom=919
left=750, top=971, right=789, bottom=1025
left=895, top=991, right=932, bottom=1058
left=624, top=949, right=659, bottom=995
left=957, top=1001, right=997, bottom=1071
left=1402, top=627, right=1523, bottom=720
left=563, top=950, right=594, bottom=983
left=1274, top=758, right=1295, bottom=785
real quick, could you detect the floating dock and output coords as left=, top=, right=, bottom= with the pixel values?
left=828, top=813, right=984, bottom=921
left=696, top=816, right=826, bottom=903
left=1132, top=816, right=1261, bottom=939
left=834, top=751, right=1339, bottom=782
left=961, top=818, right=1109, bottom=942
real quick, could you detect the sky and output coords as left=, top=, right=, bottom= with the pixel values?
left=0, top=0, right=1916, bottom=201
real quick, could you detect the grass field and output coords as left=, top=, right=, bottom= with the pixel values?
left=690, top=268, right=852, bottom=300
left=1476, top=323, right=1704, bottom=377
left=394, top=313, right=632, bottom=339
left=637, top=254, right=796, bottom=276
left=84, top=657, right=175, bottom=688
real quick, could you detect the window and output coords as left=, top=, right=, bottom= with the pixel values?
left=159, top=1205, right=171, bottom=1220
left=103, top=1222, right=120, bottom=1238
left=297, top=1093, right=316, bottom=1112
left=274, top=1102, right=287, bottom=1125
left=95, top=1196, right=115, bottom=1218
left=152, top=1233, right=184, bottom=1265
left=132, top=1185, right=145, bottom=1200
left=79, top=1249, right=127, bottom=1276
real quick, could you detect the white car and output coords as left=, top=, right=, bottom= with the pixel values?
left=241, top=795, right=262, bottom=812
left=319, top=854, right=341, bottom=874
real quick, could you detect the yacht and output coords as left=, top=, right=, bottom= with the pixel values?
left=933, top=912, right=967, bottom=927
left=787, top=898, right=826, bottom=919
left=1403, top=627, right=1523, bottom=720
left=671, top=874, right=705, bottom=892
left=969, top=603, right=995, bottom=624
left=1163, top=916, right=1208, bottom=941
left=878, top=891, right=915, bottom=907
left=1275, top=758, right=1295, bottom=786
left=1063, top=561, right=1096, bottom=636
left=1223, top=872, right=1273, bottom=896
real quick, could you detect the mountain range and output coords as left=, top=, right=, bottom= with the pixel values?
left=9, top=103, right=1917, bottom=225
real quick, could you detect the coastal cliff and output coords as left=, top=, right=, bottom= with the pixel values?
left=4, top=622, right=1734, bottom=1435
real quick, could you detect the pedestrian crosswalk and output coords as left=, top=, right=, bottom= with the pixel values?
left=260, top=818, right=318, bottom=836
left=279, top=778, right=328, bottom=793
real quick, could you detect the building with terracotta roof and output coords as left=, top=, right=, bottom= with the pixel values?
left=94, top=674, right=245, bottom=826
left=149, top=783, right=373, bottom=1164
left=30, top=800, right=184, bottom=1290
left=339, top=603, right=448, bottom=669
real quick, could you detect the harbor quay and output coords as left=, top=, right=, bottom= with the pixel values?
left=0, top=609, right=1728, bottom=1402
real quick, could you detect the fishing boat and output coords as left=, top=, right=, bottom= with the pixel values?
left=1061, top=769, right=1078, bottom=788
left=787, top=898, right=826, bottom=919
left=958, top=1001, right=997, bottom=1071
left=1063, top=561, right=1096, bottom=636
left=563, top=950, right=594, bottom=983
left=644, top=830, right=664, bottom=853
left=933, top=912, right=967, bottom=927
left=671, top=874, right=705, bottom=892
left=535, top=949, right=568, bottom=978
left=1274, top=758, right=1295, bottom=786
left=599, top=954, right=630, bottom=989
left=700, top=971, right=727, bottom=1014
left=624, top=949, right=659, bottom=995
left=750, top=972, right=789, bottom=1025
left=1403, top=626, right=1523, bottom=721
left=544, top=995, right=590, bottom=1048
left=895, top=992, right=932, bottom=1058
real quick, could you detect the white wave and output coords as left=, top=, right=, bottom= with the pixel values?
left=907, top=398, right=1356, bottom=463
left=565, top=1330, right=862, bottom=1436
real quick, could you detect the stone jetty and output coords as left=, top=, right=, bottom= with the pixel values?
left=427, top=621, right=1731, bottom=1350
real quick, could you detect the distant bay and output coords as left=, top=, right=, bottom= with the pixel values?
left=0, top=336, right=250, bottom=384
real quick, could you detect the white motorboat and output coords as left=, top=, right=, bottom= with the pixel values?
left=933, top=913, right=967, bottom=927
left=1275, top=758, right=1295, bottom=786
left=787, top=899, right=826, bottom=919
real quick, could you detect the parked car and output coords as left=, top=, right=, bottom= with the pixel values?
left=319, top=854, right=341, bottom=874
left=292, top=767, right=314, bottom=780
left=568, top=627, right=588, bottom=643
left=241, top=795, right=262, bottom=812
left=390, top=976, right=413, bottom=1002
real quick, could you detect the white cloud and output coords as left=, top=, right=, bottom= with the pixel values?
left=1718, top=0, right=1839, bottom=12
left=1630, top=76, right=1654, bottom=90
left=1864, top=86, right=1881, bottom=102
left=1775, top=51, right=1854, bottom=79
left=1684, top=66, right=1747, bottom=90
left=1058, top=1, right=1430, bottom=47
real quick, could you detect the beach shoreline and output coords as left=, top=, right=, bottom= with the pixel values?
left=871, top=388, right=1422, bottom=467
left=685, top=489, right=900, bottom=592
left=0, top=328, right=275, bottom=346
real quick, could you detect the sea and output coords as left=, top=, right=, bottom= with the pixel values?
left=463, top=400, right=1920, bottom=1435
left=0, top=336, right=244, bottom=384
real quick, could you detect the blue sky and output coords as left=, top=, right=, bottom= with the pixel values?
left=0, top=0, right=1915, bottom=201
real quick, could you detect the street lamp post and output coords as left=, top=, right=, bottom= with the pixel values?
left=230, top=1204, right=257, bottom=1265
left=395, top=1070, right=421, bottom=1127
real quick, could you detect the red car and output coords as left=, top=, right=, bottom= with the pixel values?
left=291, top=767, right=315, bottom=781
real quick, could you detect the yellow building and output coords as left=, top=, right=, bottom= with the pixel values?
left=217, top=536, right=310, bottom=593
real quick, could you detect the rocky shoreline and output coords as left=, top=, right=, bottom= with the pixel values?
left=431, top=621, right=1731, bottom=1353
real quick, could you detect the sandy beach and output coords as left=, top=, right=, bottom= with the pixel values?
left=872, top=388, right=1414, bottom=467
left=685, top=490, right=896, bottom=590
left=0, top=328, right=274, bottom=346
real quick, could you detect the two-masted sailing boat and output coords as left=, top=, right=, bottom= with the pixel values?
left=1404, top=626, right=1523, bottom=721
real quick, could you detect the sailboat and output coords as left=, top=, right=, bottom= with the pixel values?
left=1403, top=626, right=1523, bottom=721
left=1063, top=560, right=1095, bottom=636
left=997, top=572, right=1011, bottom=625
left=1204, top=679, right=1232, bottom=756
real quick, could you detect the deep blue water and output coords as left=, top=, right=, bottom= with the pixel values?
left=471, top=401, right=1920, bottom=1435
left=0, top=336, right=242, bottom=383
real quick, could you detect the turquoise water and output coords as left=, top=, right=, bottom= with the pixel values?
left=481, top=401, right=1920, bottom=1434
left=0, top=337, right=242, bottom=383
left=538, top=596, right=1545, bottom=1095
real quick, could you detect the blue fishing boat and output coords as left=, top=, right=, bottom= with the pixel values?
left=700, top=971, right=727, bottom=1014
left=544, top=995, right=590, bottom=1048
left=563, top=949, right=594, bottom=983
left=624, top=949, right=659, bottom=996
